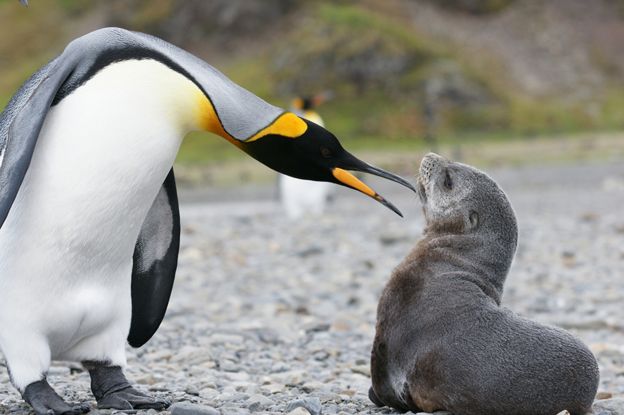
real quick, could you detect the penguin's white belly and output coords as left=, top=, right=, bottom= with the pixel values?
left=0, top=60, right=188, bottom=361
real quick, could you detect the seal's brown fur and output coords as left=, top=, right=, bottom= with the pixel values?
left=369, top=153, right=599, bottom=415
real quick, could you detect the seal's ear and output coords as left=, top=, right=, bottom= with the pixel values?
left=469, top=210, right=479, bottom=229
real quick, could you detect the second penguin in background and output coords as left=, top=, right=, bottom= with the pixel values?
left=279, top=95, right=334, bottom=219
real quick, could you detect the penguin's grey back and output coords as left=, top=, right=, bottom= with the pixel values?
left=0, top=27, right=284, bottom=145
left=0, top=58, right=58, bottom=164
left=1, top=27, right=285, bottom=230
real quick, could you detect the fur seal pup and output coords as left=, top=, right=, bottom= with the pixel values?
left=369, top=153, right=599, bottom=415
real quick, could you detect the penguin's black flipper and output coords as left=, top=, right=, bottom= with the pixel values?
left=128, top=169, right=180, bottom=348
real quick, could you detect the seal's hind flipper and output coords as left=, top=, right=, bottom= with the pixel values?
left=368, top=386, right=384, bottom=407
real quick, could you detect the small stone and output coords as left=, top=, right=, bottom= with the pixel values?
left=185, top=386, right=200, bottom=396
left=47, top=366, right=70, bottom=376
left=286, top=397, right=322, bottom=415
left=170, top=401, right=220, bottom=415
left=339, top=389, right=356, bottom=397
left=592, top=397, right=624, bottom=414
left=209, top=333, right=245, bottom=345
left=304, top=323, right=330, bottom=334
left=199, top=387, right=219, bottom=399
left=288, top=408, right=311, bottom=415
left=134, top=373, right=157, bottom=385
left=596, top=391, right=613, bottom=400
left=261, top=383, right=285, bottom=394
left=379, top=232, right=409, bottom=245
left=224, top=371, right=250, bottom=381
left=246, top=393, right=274, bottom=411
left=221, top=407, right=251, bottom=415
left=329, top=318, right=351, bottom=332
left=301, top=381, right=324, bottom=393
left=350, top=365, right=370, bottom=376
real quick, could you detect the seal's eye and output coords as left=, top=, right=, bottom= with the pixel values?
left=444, top=169, right=453, bottom=190
left=320, top=146, right=332, bottom=158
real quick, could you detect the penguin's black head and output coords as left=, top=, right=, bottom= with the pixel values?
left=239, top=118, right=415, bottom=216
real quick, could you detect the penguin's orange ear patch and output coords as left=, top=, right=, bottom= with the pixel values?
left=246, top=112, right=308, bottom=142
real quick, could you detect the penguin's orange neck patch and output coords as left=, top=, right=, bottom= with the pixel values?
left=245, top=112, right=308, bottom=142
left=195, top=91, right=230, bottom=137
left=194, top=91, right=306, bottom=145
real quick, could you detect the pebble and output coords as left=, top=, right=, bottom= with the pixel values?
left=170, top=401, right=220, bottom=415
left=286, top=397, right=322, bottom=415
left=593, top=398, right=624, bottom=415
left=246, top=393, right=274, bottom=410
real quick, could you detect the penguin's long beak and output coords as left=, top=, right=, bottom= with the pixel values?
left=332, top=157, right=415, bottom=217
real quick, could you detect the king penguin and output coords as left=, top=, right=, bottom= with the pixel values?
left=0, top=28, right=414, bottom=414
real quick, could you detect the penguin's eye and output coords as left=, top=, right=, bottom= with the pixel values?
left=444, top=170, right=453, bottom=190
left=320, top=146, right=333, bottom=158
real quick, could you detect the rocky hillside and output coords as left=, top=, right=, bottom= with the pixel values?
left=2, top=0, right=624, bottom=156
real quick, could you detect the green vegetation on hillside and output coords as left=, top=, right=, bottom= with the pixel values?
left=2, top=0, right=624, bottom=167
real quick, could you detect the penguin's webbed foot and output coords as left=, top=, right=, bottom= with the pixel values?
left=96, top=385, right=170, bottom=410
left=22, top=379, right=91, bottom=415
left=88, top=364, right=170, bottom=410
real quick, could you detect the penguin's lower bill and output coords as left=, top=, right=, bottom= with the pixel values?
left=331, top=165, right=412, bottom=217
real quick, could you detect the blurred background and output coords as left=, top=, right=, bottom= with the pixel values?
left=2, top=0, right=624, bottom=187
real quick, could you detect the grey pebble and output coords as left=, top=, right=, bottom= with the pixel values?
left=286, top=397, right=322, bottom=415
left=220, top=407, right=250, bottom=415
left=592, top=398, right=624, bottom=415
left=246, top=394, right=274, bottom=411
left=169, top=401, right=220, bottom=415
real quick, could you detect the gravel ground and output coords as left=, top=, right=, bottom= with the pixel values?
left=1, top=161, right=623, bottom=415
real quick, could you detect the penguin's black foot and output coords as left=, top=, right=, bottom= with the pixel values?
left=87, top=364, right=170, bottom=410
left=22, top=379, right=91, bottom=415
left=96, top=385, right=170, bottom=410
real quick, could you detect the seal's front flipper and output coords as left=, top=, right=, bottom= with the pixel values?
left=87, top=364, right=170, bottom=410
left=22, top=379, right=90, bottom=415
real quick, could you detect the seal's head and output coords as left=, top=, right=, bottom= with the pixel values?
left=417, top=152, right=517, bottom=253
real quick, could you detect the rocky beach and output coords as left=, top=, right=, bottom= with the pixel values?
left=0, top=160, right=622, bottom=415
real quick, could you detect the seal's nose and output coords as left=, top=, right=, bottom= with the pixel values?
left=420, top=153, right=444, bottom=183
